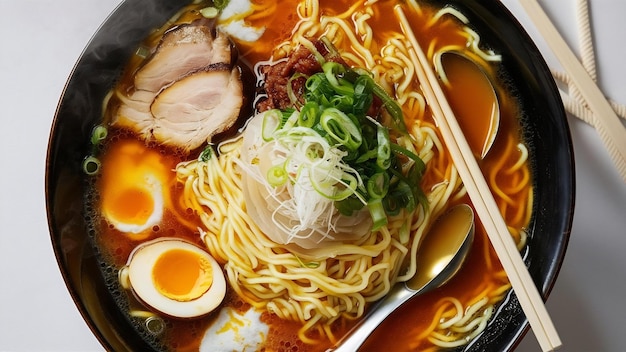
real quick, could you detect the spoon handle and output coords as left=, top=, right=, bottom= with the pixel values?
left=329, top=284, right=415, bottom=352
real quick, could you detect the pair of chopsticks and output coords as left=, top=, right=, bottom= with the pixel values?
left=519, top=0, right=626, bottom=183
left=394, top=5, right=562, bottom=352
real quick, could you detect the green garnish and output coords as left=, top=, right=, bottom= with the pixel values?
left=90, top=125, right=108, bottom=145
left=82, top=156, right=101, bottom=175
left=294, top=255, right=321, bottom=269
left=262, top=38, right=426, bottom=231
left=199, top=145, right=214, bottom=162
left=199, top=0, right=230, bottom=19
left=213, top=0, right=230, bottom=10
left=267, top=165, right=288, bottom=187
left=199, top=7, right=219, bottom=18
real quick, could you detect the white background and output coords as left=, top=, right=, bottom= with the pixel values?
left=1, top=0, right=624, bottom=351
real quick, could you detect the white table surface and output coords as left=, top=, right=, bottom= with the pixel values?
left=1, top=0, right=624, bottom=351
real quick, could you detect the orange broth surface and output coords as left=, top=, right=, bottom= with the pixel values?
left=91, top=1, right=532, bottom=351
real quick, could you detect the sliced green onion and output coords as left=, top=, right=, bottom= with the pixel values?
left=303, top=139, right=325, bottom=161
left=367, top=198, right=388, bottom=231
left=390, top=143, right=420, bottom=162
left=213, top=0, right=230, bottom=10
left=360, top=74, right=407, bottom=133
left=323, top=62, right=354, bottom=96
left=294, top=255, right=321, bottom=268
left=376, top=126, right=391, bottom=170
left=399, top=220, right=410, bottom=244
left=390, top=143, right=426, bottom=177
left=287, top=73, right=308, bottom=107
left=90, top=125, right=108, bottom=145
left=135, top=46, right=150, bottom=58
left=367, top=172, right=389, bottom=199
left=320, top=108, right=362, bottom=151
left=199, top=145, right=213, bottom=162
left=82, top=156, right=101, bottom=175
left=355, top=148, right=377, bottom=164
left=305, top=73, right=334, bottom=103
left=281, top=108, right=296, bottom=126
left=199, top=7, right=219, bottom=18
left=336, top=173, right=360, bottom=200
left=283, top=126, right=321, bottom=142
left=309, top=168, right=358, bottom=201
left=322, top=62, right=345, bottom=88
left=385, top=180, right=416, bottom=213
left=382, top=194, right=400, bottom=216
left=334, top=78, right=355, bottom=96
left=267, top=165, right=288, bottom=187
left=330, top=94, right=353, bottom=111
left=408, top=163, right=428, bottom=209
left=352, top=75, right=374, bottom=116
left=299, top=102, right=319, bottom=128
left=280, top=109, right=300, bottom=132
left=262, top=109, right=283, bottom=141
left=145, top=316, right=165, bottom=336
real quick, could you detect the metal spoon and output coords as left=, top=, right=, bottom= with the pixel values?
left=437, top=51, right=500, bottom=159
left=330, top=204, right=476, bottom=352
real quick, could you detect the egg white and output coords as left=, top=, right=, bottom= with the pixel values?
left=199, top=307, right=268, bottom=352
left=126, top=238, right=226, bottom=318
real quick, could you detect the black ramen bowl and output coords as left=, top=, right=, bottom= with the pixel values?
left=45, top=0, right=574, bottom=350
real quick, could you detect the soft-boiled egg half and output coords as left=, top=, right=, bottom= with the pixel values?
left=120, top=238, right=226, bottom=318
left=99, top=139, right=171, bottom=237
left=199, top=307, right=268, bottom=351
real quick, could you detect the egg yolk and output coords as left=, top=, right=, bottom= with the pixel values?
left=108, top=187, right=155, bottom=226
left=99, top=139, right=172, bottom=236
left=152, top=248, right=214, bottom=302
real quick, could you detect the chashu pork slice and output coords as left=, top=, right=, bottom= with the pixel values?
left=112, top=20, right=242, bottom=152
left=149, top=67, right=243, bottom=149
left=135, top=21, right=232, bottom=93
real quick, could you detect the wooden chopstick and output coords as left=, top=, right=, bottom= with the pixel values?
left=519, top=0, right=626, bottom=183
left=394, top=6, right=562, bottom=351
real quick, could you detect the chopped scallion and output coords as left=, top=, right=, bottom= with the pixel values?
left=199, top=7, right=219, bottom=18
left=320, top=108, right=362, bottom=151
left=267, top=165, right=288, bottom=187
left=199, top=145, right=213, bottom=162
left=213, top=0, right=230, bottom=10
left=368, top=198, right=388, bottom=231
left=299, top=102, right=319, bottom=128
left=367, top=172, right=389, bottom=199
left=352, top=75, right=373, bottom=116
left=90, top=125, right=108, bottom=145
left=376, top=126, right=391, bottom=170
left=294, top=255, right=321, bottom=268
left=360, top=74, right=408, bottom=133
left=262, top=109, right=283, bottom=141
left=82, top=156, right=101, bottom=175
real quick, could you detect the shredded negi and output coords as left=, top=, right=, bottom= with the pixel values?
left=259, top=38, right=426, bottom=231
